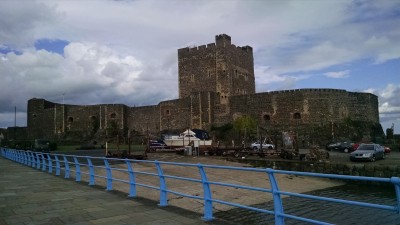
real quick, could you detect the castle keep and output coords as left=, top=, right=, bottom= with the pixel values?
left=27, top=34, right=381, bottom=142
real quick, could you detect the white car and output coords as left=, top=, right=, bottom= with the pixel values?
left=251, top=142, right=274, bottom=150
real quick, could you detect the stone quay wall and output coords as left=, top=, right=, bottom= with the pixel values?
left=232, top=158, right=400, bottom=179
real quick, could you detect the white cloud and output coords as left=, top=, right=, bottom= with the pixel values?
left=364, top=84, right=400, bottom=115
left=324, top=70, right=350, bottom=78
left=0, top=41, right=178, bottom=125
left=0, top=0, right=399, bottom=133
left=0, top=0, right=60, bottom=48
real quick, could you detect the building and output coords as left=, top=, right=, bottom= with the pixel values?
left=27, top=34, right=382, bottom=143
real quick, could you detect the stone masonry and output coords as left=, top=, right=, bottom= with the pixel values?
left=26, top=34, right=380, bottom=141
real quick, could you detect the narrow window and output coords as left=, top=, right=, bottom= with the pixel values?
left=263, top=114, right=271, bottom=121
left=294, top=112, right=301, bottom=119
left=68, top=117, right=74, bottom=123
left=110, top=113, right=117, bottom=119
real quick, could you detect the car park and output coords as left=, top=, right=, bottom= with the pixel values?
left=349, top=143, right=385, bottom=162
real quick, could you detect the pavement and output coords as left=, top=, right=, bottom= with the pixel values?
left=0, top=151, right=346, bottom=225
left=0, top=157, right=230, bottom=225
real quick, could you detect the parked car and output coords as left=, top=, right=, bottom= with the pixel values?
left=349, top=143, right=385, bottom=162
left=327, top=141, right=354, bottom=153
left=384, top=146, right=391, bottom=154
left=250, top=141, right=274, bottom=150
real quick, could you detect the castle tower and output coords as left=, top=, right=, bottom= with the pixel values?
left=178, top=34, right=255, bottom=103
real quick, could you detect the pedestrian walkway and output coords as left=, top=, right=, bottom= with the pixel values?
left=0, top=157, right=229, bottom=225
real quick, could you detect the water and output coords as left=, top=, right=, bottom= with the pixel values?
left=214, top=184, right=400, bottom=225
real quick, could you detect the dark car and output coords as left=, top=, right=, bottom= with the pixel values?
left=327, top=141, right=354, bottom=153
left=349, top=143, right=385, bottom=162
left=148, top=140, right=168, bottom=151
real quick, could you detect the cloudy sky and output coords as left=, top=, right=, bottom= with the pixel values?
left=1, top=0, right=399, bottom=133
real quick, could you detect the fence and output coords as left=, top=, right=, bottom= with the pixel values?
left=1, top=147, right=399, bottom=225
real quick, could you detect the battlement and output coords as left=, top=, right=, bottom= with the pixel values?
left=178, top=34, right=252, bottom=57
left=178, top=43, right=216, bottom=55
left=268, top=88, right=348, bottom=95
left=216, top=34, right=231, bottom=46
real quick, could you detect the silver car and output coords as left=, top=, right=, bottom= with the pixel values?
left=349, top=144, right=385, bottom=162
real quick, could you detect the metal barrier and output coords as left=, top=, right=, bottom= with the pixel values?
left=1, top=147, right=399, bottom=225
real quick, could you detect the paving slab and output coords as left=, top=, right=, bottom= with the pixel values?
left=0, top=157, right=232, bottom=225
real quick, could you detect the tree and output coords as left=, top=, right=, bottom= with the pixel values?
left=233, top=115, right=257, bottom=140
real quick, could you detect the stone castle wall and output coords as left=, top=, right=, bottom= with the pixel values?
left=27, top=88, right=379, bottom=141
left=25, top=34, right=381, bottom=141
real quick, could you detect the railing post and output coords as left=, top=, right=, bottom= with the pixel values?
left=15, top=150, right=21, bottom=163
left=31, top=152, right=36, bottom=168
left=41, top=153, right=46, bottom=171
left=126, top=159, right=137, bottom=197
left=47, top=154, right=53, bottom=173
left=14, top=150, right=18, bottom=162
left=87, top=157, right=95, bottom=186
left=391, top=177, right=400, bottom=214
left=104, top=158, right=113, bottom=191
left=266, top=168, right=284, bottom=225
left=22, top=151, right=28, bottom=165
left=13, top=149, right=17, bottom=161
left=26, top=151, right=32, bottom=166
left=16, top=150, right=21, bottom=163
left=63, top=155, right=70, bottom=178
left=155, top=160, right=168, bottom=207
left=54, top=155, right=61, bottom=176
left=73, top=156, right=81, bottom=182
left=36, top=153, right=41, bottom=170
left=198, top=163, right=213, bottom=221
left=20, top=151, right=25, bottom=164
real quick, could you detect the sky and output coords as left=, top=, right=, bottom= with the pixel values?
left=0, top=0, right=399, bottom=134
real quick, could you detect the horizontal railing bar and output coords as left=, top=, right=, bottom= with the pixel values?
left=280, top=213, right=334, bottom=225
left=274, top=170, right=392, bottom=183
left=135, top=183, right=160, bottom=190
left=162, top=174, right=202, bottom=183
left=166, top=190, right=204, bottom=200
left=212, top=198, right=275, bottom=215
left=208, top=180, right=272, bottom=193
left=280, top=191, right=398, bottom=211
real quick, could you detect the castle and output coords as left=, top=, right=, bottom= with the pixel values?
left=27, top=34, right=381, bottom=143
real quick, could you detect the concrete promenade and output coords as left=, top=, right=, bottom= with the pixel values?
left=0, top=157, right=229, bottom=225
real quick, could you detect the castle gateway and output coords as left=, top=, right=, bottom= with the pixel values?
left=27, top=34, right=382, bottom=143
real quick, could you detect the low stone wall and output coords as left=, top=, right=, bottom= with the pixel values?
left=226, top=158, right=400, bottom=178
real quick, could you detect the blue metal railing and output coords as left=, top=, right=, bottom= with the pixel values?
left=1, top=147, right=399, bottom=225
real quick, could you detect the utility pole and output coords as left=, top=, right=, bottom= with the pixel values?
left=62, top=93, right=65, bottom=133
left=14, top=106, right=16, bottom=140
